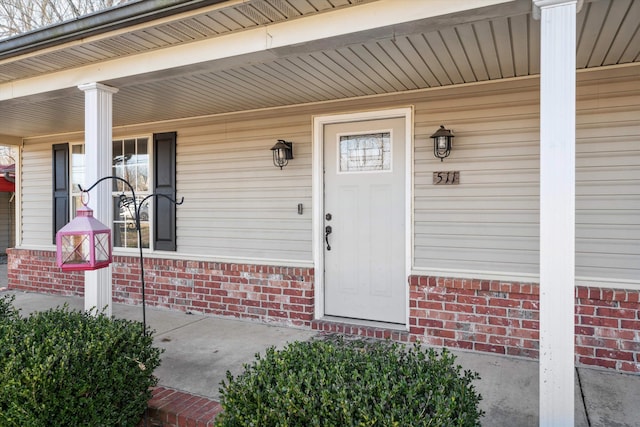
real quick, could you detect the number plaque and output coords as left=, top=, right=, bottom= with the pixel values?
left=432, top=171, right=460, bottom=185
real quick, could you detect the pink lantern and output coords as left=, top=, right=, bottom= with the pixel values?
left=56, top=203, right=112, bottom=271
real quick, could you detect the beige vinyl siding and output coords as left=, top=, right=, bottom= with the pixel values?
left=20, top=140, right=56, bottom=247
left=413, top=81, right=541, bottom=276
left=176, top=114, right=313, bottom=261
left=17, top=66, right=639, bottom=285
left=412, top=66, right=640, bottom=283
left=575, top=71, right=640, bottom=282
left=170, top=79, right=542, bottom=265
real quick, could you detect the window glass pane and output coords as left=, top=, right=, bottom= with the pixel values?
left=70, top=144, right=85, bottom=220
left=113, top=196, right=127, bottom=247
left=113, top=223, right=137, bottom=249
left=68, top=137, right=152, bottom=250
left=72, top=195, right=84, bottom=217
left=113, top=195, right=129, bottom=222
left=138, top=138, right=148, bottom=156
left=123, top=142, right=136, bottom=189
left=139, top=222, right=150, bottom=249
left=112, top=140, right=125, bottom=192
left=112, top=220, right=149, bottom=249
left=111, top=138, right=151, bottom=249
left=112, top=140, right=123, bottom=158
left=137, top=165, right=149, bottom=192
left=113, top=195, right=137, bottom=249
left=71, top=145, right=84, bottom=193
left=124, top=139, right=136, bottom=157
left=339, top=132, right=391, bottom=172
left=136, top=139, right=149, bottom=192
left=112, top=196, right=148, bottom=247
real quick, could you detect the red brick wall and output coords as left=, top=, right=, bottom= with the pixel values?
left=111, top=255, right=314, bottom=327
left=7, top=249, right=639, bottom=373
left=7, top=249, right=315, bottom=328
left=409, top=275, right=640, bottom=374
left=575, top=287, right=640, bottom=373
left=7, top=248, right=85, bottom=296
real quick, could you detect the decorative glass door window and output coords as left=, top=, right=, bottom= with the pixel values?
left=338, top=132, right=391, bottom=172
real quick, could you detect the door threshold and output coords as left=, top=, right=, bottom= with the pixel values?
left=322, top=316, right=407, bottom=331
left=312, top=316, right=410, bottom=342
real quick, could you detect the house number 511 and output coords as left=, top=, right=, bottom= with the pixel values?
left=432, top=171, right=460, bottom=185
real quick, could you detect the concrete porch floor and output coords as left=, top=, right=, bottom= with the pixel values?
left=1, top=266, right=639, bottom=426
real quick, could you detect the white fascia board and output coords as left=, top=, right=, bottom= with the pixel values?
left=0, top=0, right=513, bottom=101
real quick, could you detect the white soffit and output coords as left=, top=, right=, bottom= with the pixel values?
left=0, top=0, right=638, bottom=137
left=0, top=0, right=514, bottom=100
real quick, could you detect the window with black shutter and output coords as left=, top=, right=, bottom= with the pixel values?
left=53, top=132, right=177, bottom=251
left=153, top=132, right=177, bottom=251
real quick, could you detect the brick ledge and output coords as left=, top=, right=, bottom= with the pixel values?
left=141, top=386, right=222, bottom=427
left=312, top=318, right=411, bottom=342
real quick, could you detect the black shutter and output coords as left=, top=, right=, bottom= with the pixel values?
left=52, top=143, right=69, bottom=244
left=153, top=132, right=177, bottom=251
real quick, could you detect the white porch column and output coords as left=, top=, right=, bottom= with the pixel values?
left=78, top=83, right=119, bottom=317
left=533, top=0, right=581, bottom=425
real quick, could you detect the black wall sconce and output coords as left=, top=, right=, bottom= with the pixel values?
left=271, top=139, right=294, bottom=169
left=431, top=125, right=454, bottom=161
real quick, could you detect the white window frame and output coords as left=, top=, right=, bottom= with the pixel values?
left=68, top=135, right=154, bottom=251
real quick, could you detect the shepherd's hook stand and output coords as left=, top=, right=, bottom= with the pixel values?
left=79, top=176, right=184, bottom=337
left=80, top=176, right=183, bottom=427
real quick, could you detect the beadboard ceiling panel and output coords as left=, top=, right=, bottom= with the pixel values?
left=0, top=0, right=638, bottom=138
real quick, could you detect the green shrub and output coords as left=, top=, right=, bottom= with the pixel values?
left=0, top=293, right=19, bottom=321
left=216, top=336, right=484, bottom=426
left=0, top=300, right=162, bottom=427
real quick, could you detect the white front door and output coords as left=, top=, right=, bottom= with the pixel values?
left=323, top=117, right=406, bottom=324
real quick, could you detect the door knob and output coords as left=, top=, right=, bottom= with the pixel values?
left=325, top=225, right=332, bottom=251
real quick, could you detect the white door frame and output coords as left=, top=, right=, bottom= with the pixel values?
left=312, top=107, right=413, bottom=328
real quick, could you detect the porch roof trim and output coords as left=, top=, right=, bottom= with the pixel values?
left=0, top=0, right=228, bottom=61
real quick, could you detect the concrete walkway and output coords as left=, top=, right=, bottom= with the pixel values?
left=1, top=266, right=639, bottom=426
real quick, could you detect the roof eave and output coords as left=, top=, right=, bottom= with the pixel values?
left=0, top=0, right=229, bottom=61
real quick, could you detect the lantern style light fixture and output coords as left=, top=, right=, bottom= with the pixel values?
left=56, top=175, right=183, bottom=337
left=431, top=125, right=454, bottom=161
left=56, top=197, right=112, bottom=272
left=270, top=139, right=294, bottom=169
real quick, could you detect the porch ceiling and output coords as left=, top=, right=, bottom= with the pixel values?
left=0, top=0, right=638, bottom=139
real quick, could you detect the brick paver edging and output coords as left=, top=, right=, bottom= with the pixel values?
left=141, top=386, right=223, bottom=427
